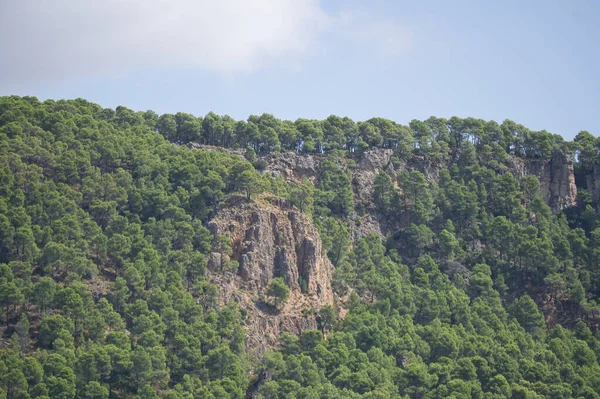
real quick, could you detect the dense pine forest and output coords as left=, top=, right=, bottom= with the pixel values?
left=1, top=95, right=600, bottom=398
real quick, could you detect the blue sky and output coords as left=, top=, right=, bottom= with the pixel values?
left=1, top=0, right=598, bottom=139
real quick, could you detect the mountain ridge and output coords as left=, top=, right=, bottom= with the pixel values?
left=1, top=95, right=600, bottom=398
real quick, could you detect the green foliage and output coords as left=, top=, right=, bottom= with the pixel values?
left=316, top=159, right=353, bottom=216
left=373, top=170, right=399, bottom=216
left=318, top=305, right=337, bottom=334
left=266, top=278, right=290, bottom=308
left=290, top=178, right=314, bottom=215
left=317, top=217, right=351, bottom=267
left=236, top=169, right=266, bottom=199
left=0, top=96, right=253, bottom=398
left=0, top=96, right=599, bottom=399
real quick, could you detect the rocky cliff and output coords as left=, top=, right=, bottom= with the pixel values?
left=264, top=149, right=395, bottom=210
left=189, top=144, right=578, bottom=247
left=188, top=142, right=578, bottom=215
left=264, top=151, right=322, bottom=184
left=351, top=148, right=394, bottom=209
left=207, top=196, right=334, bottom=355
left=350, top=149, right=578, bottom=214
left=509, top=152, right=577, bottom=213
left=263, top=149, right=394, bottom=239
left=190, top=145, right=580, bottom=355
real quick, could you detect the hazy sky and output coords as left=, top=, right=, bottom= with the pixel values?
left=1, top=0, right=598, bottom=139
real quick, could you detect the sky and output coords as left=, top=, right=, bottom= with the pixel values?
left=1, top=0, right=599, bottom=140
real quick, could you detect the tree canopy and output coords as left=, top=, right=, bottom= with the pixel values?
left=0, top=95, right=599, bottom=399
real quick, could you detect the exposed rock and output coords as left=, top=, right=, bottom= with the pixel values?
left=508, top=156, right=526, bottom=178
left=263, top=151, right=321, bottom=184
left=207, top=196, right=334, bottom=355
left=510, top=152, right=577, bottom=213
left=348, top=212, right=385, bottom=241
left=405, top=154, right=441, bottom=182
left=207, top=252, right=229, bottom=271
left=262, top=149, right=392, bottom=240
left=398, top=151, right=577, bottom=214
left=356, top=148, right=394, bottom=172
left=351, top=148, right=394, bottom=210
left=190, top=142, right=578, bottom=231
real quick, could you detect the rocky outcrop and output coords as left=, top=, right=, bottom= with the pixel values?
left=510, top=152, right=577, bottom=213
left=263, top=151, right=321, bottom=184
left=405, top=155, right=441, bottom=182
left=207, top=196, right=334, bottom=355
left=351, top=148, right=394, bottom=210
left=264, top=149, right=395, bottom=211
left=263, top=149, right=393, bottom=240
left=190, top=142, right=577, bottom=229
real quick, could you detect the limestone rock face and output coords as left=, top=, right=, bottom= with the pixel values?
left=405, top=154, right=441, bottom=182
left=263, top=149, right=393, bottom=239
left=510, top=152, right=577, bottom=213
left=351, top=148, right=394, bottom=210
left=207, top=197, right=334, bottom=355
left=264, top=152, right=321, bottom=184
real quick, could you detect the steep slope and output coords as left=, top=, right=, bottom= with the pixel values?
left=2, top=96, right=600, bottom=399
left=510, top=152, right=578, bottom=213
left=207, top=196, right=335, bottom=354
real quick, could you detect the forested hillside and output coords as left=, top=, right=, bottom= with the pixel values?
left=1, top=95, right=600, bottom=398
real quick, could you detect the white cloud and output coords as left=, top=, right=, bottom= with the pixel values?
left=0, top=1, right=411, bottom=86
left=334, top=9, right=413, bottom=57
